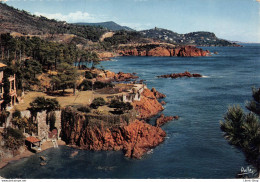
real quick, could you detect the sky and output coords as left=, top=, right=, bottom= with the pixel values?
left=2, top=0, right=260, bottom=42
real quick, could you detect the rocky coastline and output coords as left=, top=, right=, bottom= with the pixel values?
left=61, top=87, right=168, bottom=159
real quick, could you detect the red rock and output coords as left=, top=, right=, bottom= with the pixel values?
left=161, top=101, right=166, bottom=105
left=118, top=45, right=209, bottom=57
left=158, top=71, right=202, bottom=79
left=61, top=114, right=166, bottom=159
left=151, top=87, right=166, bottom=99
left=156, top=114, right=179, bottom=127
left=132, top=89, right=164, bottom=119
left=114, top=72, right=139, bottom=81
left=147, top=47, right=171, bottom=57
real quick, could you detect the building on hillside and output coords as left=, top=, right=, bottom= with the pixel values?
left=0, top=62, right=17, bottom=110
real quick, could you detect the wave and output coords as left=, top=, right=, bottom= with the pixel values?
left=147, top=149, right=153, bottom=154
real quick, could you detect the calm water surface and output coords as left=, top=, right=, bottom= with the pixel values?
left=0, top=44, right=259, bottom=179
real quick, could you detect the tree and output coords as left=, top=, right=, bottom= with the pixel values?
left=51, top=63, right=78, bottom=94
left=0, top=110, right=10, bottom=127
left=109, top=99, right=133, bottom=114
left=247, top=87, right=260, bottom=115
left=1, top=71, right=11, bottom=110
left=29, top=97, right=60, bottom=113
left=220, top=88, right=260, bottom=178
left=2, top=127, right=25, bottom=151
left=90, top=97, right=106, bottom=109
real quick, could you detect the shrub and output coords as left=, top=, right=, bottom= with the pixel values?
left=93, top=81, right=113, bottom=89
left=29, top=97, right=60, bottom=113
left=77, top=106, right=91, bottom=113
left=78, top=80, right=92, bottom=91
left=0, top=110, right=10, bottom=126
left=12, top=110, right=21, bottom=118
left=90, top=97, right=106, bottom=109
left=2, top=127, right=25, bottom=150
left=11, top=117, right=28, bottom=130
left=109, top=99, right=133, bottom=114
left=85, top=71, right=97, bottom=79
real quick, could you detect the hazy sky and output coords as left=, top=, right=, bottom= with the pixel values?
left=4, top=0, right=260, bottom=42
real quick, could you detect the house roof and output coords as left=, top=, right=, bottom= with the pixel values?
left=0, top=63, right=7, bottom=68
left=26, top=136, right=41, bottom=143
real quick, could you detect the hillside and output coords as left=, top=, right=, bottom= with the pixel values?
left=75, top=21, right=134, bottom=31
left=0, top=2, right=106, bottom=42
left=140, top=27, right=239, bottom=47
left=0, top=2, right=238, bottom=48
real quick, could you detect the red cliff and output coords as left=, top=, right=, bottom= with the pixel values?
left=132, top=88, right=164, bottom=119
left=118, top=45, right=209, bottom=57
left=61, top=108, right=166, bottom=159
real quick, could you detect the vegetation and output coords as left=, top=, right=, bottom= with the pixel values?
left=51, top=63, right=78, bottom=93
left=12, top=109, right=21, bottom=118
left=102, top=30, right=144, bottom=50
left=2, top=127, right=25, bottom=151
left=11, top=109, right=37, bottom=134
left=78, top=80, right=92, bottom=91
left=77, top=105, right=91, bottom=113
left=78, top=80, right=113, bottom=91
left=29, top=97, right=60, bottom=113
left=109, top=99, right=133, bottom=114
left=93, top=81, right=113, bottom=90
left=140, top=28, right=238, bottom=46
left=220, top=88, right=260, bottom=177
left=90, top=97, right=106, bottom=109
left=0, top=33, right=100, bottom=93
left=2, top=70, right=11, bottom=109
left=75, top=21, right=133, bottom=31
left=247, top=87, right=260, bottom=115
left=0, top=110, right=10, bottom=127
left=0, top=3, right=106, bottom=42
left=46, top=111, right=56, bottom=131
left=85, top=71, right=97, bottom=79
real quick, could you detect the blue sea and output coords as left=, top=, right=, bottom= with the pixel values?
left=0, top=44, right=260, bottom=179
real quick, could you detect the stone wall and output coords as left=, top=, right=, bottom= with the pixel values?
left=3, top=110, right=61, bottom=141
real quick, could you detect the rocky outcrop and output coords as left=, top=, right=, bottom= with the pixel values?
left=132, top=89, right=164, bottom=119
left=118, top=45, right=210, bottom=57
left=161, top=101, right=166, bottom=105
left=114, top=72, right=139, bottom=82
left=98, top=51, right=118, bottom=61
left=155, top=114, right=179, bottom=127
left=157, top=71, right=202, bottom=79
left=151, top=88, right=166, bottom=99
left=61, top=108, right=166, bottom=159
left=91, top=69, right=138, bottom=82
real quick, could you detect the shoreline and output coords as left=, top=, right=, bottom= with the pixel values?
left=0, top=140, right=66, bottom=170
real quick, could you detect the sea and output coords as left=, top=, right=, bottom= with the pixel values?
left=0, top=44, right=259, bottom=179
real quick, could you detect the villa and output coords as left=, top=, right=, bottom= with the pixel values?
left=0, top=62, right=17, bottom=110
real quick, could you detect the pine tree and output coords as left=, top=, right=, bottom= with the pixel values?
left=220, top=88, right=260, bottom=177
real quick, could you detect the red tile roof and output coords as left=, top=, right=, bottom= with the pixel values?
left=26, top=136, right=41, bottom=143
